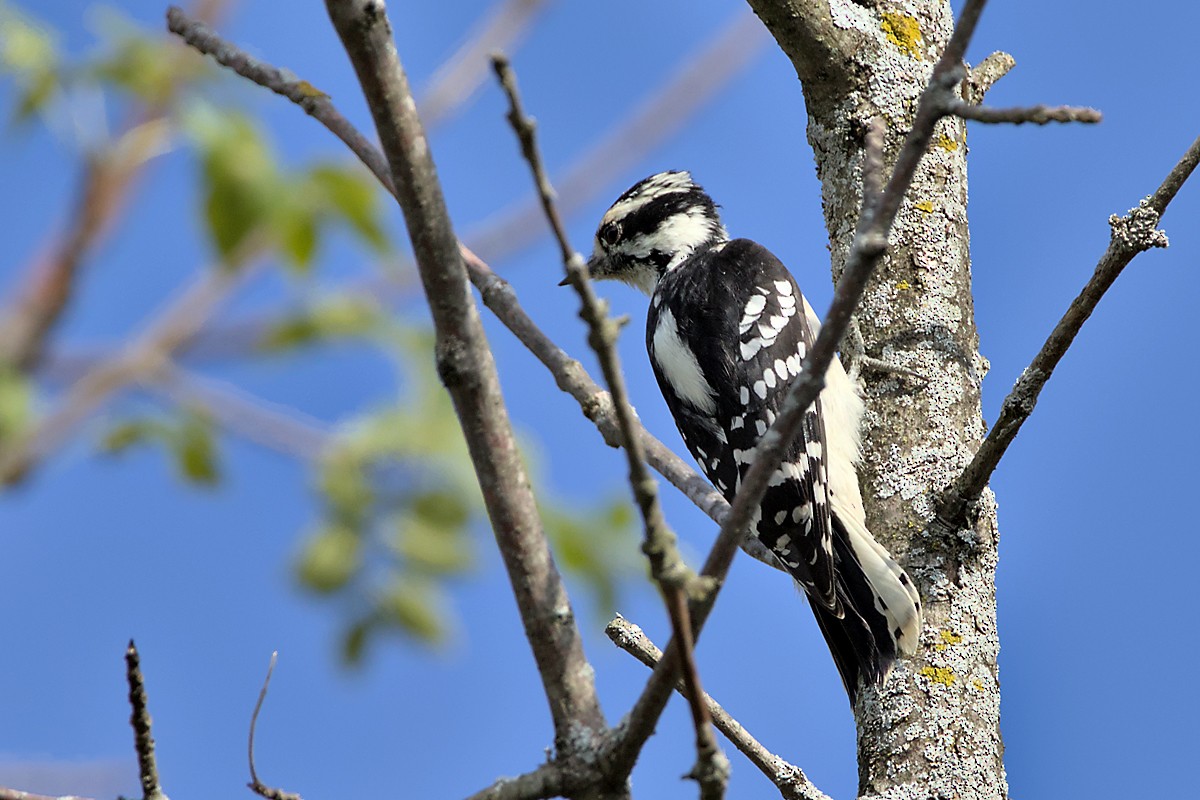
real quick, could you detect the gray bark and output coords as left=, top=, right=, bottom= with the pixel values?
left=746, top=2, right=1004, bottom=797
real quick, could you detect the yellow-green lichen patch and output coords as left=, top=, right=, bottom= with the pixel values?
left=920, top=666, right=956, bottom=686
left=972, top=679, right=986, bottom=691
left=895, top=280, right=912, bottom=291
left=937, top=134, right=960, bottom=151
left=934, top=629, right=963, bottom=651
left=914, top=200, right=935, bottom=213
left=881, top=12, right=923, bottom=58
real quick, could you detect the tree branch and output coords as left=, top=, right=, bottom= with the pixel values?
left=605, top=617, right=831, bottom=800
left=492, top=53, right=728, bottom=797
left=939, top=133, right=1200, bottom=525
left=322, top=0, right=607, bottom=757
left=952, top=101, right=1101, bottom=125
left=124, top=641, right=167, bottom=800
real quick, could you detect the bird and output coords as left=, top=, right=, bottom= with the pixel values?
left=584, top=170, right=922, bottom=705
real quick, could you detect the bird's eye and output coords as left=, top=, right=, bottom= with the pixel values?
left=599, top=222, right=622, bottom=248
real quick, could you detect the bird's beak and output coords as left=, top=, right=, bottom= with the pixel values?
left=559, top=252, right=604, bottom=287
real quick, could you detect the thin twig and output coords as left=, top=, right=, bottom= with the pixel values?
left=939, top=133, right=1200, bottom=525
left=124, top=642, right=167, bottom=800
left=147, top=366, right=332, bottom=461
left=953, top=102, right=1101, bottom=125
left=323, top=0, right=607, bottom=757
left=247, top=652, right=302, bottom=800
left=605, top=617, right=831, bottom=800
left=465, top=11, right=768, bottom=264
left=492, top=53, right=728, bottom=797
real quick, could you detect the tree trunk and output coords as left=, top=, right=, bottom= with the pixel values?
left=745, top=2, right=1005, bottom=797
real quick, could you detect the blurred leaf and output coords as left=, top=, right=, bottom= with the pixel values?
left=276, top=205, right=320, bottom=270
left=185, top=107, right=279, bottom=262
left=99, top=417, right=163, bottom=454
left=317, top=450, right=373, bottom=524
left=0, top=368, right=33, bottom=447
left=542, top=496, right=639, bottom=616
left=308, top=164, right=391, bottom=253
left=172, top=411, right=220, bottom=486
left=393, top=499, right=472, bottom=575
left=296, top=522, right=362, bottom=594
left=0, top=4, right=60, bottom=123
left=261, top=295, right=386, bottom=351
left=378, top=577, right=447, bottom=643
left=88, top=24, right=176, bottom=104
left=341, top=615, right=373, bottom=665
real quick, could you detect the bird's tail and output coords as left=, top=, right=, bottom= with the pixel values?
left=808, top=515, right=922, bottom=706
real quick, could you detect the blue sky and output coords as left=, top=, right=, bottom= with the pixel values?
left=3, top=1, right=1199, bottom=798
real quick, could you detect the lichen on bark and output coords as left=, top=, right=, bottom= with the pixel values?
left=745, top=1, right=1006, bottom=797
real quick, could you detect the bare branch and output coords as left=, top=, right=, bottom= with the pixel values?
left=862, top=117, right=886, bottom=212
left=0, top=244, right=262, bottom=486
left=492, top=53, right=728, bottom=797
left=605, top=617, right=831, bottom=800
left=124, top=641, right=167, bottom=800
left=953, top=102, right=1101, bottom=125
left=939, top=133, right=1200, bottom=525
left=247, top=652, right=303, bottom=800
left=420, top=0, right=551, bottom=128
left=0, top=788, right=95, bottom=800
left=166, top=6, right=396, bottom=197
left=463, top=765, right=571, bottom=800
left=963, top=51, right=1015, bottom=105
left=465, top=11, right=768, bottom=264
left=322, top=0, right=607, bottom=754
left=147, top=366, right=331, bottom=461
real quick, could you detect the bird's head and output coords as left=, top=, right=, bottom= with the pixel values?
left=584, top=171, right=728, bottom=294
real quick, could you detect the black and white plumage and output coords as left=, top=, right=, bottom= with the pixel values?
left=586, top=171, right=922, bottom=704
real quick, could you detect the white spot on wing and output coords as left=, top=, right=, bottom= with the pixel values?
left=753, top=380, right=767, bottom=399
left=774, top=280, right=793, bottom=295
left=743, top=294, right=766, bottom=317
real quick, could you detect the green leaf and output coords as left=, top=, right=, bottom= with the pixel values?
left=296, top=523, right=362, bottom=594
left=88, top=29, right=175, bottom=104
left=0, top=368, right=33, bottom=447
left=187, top=109, right=279, bottom=261
left=308, top=164, right=390, bottom=252
left=378, top=577, right=446, bottom=643
left=276, top=205, right=320, bottom=271
left=341, top=615, right=374, bottom=665
left=316, top=451, right=373, bottom=524
left=261, top=296, right=385, bottom=351
left=393, top=516, right=472, bottom=574
left=172, top=412, right=220, bottom=486
left=0, top=5, right=60, bottom=124
left=99, top=418, right=162, bottom=454
left=0, top=6, right=57, bottom=74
